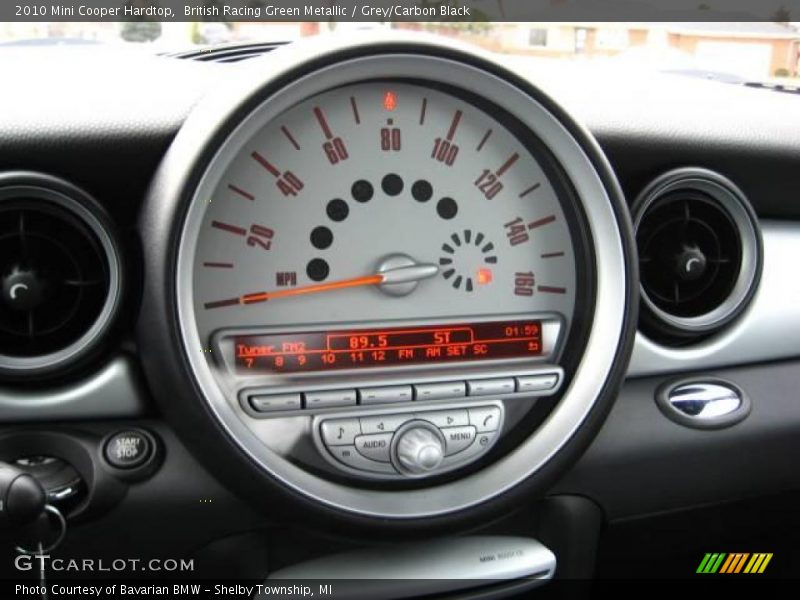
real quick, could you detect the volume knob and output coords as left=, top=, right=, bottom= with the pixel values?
left=393, top=423, right=445, bottom=475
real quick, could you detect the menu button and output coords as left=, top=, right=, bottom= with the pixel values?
left=442, top=426, right=477, bottom=455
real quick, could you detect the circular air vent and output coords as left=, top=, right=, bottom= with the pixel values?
left=633, top=168, right=762, bottom=342
left=0, top=173, right=122, bottom=377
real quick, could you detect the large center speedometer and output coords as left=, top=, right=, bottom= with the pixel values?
left=140, top=37, right=634, bottom=522
left=193, top=82, right=579, bottom=364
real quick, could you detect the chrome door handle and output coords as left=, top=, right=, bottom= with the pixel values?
left=656, top=379, right=750, bottom=429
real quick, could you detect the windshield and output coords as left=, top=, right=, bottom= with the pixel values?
left=1, top=21, right=798, bottom=83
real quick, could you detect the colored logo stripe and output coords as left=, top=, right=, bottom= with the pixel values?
left=745, top=553, right=773, bottom=573
left=697, top=552, right=773, bottom=574
left=697, top=553, right=726, bottom=573
left=720, top=553, right=749, bottom=573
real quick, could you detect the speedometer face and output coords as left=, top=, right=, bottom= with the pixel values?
left=190, top=81, right=580, bottom=372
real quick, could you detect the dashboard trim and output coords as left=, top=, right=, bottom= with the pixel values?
left=0, top=355, right=148, bottom=422
left=629, top=220, right=800, bottom=377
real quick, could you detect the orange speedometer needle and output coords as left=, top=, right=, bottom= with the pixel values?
left=239, top=263, right=439, bottom=305
left=241, top=274, right=383, bottom=304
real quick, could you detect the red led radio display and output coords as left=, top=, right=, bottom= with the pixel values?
left=234, top=320, right=542, bottom=373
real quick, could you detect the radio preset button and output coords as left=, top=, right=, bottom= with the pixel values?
left=359, top=385, right=413, bottom=405
left=441, top=425, right=477, bottom=455
left=327, top=445, right=396, bottom=474
left=248, top=393, right=302, bottom=413
left=320, top=418, right=361, bottom=446
left=360, top=413, right=410, bottom=435
left=416, top=409, right=469, bottom=429
left=466, top=378, right=516, bottom=397
left=354, top=433, right=393, bottom=462
left=305, top=389, right=357, bottom=409
left=414, top=381, right=467, bottom=401
left=468, top=406, right=502, bottom=432
left=516, top=374, right=559, bottom=394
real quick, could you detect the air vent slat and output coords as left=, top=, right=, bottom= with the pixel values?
left=0, top=173, right=123, bottom=378
left=633, top=168, right=762, bottom=343
left=0, top=207, right=104, bottom=352
left=638, top=191, right=735, bottom=313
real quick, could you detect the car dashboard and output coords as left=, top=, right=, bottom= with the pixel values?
left=0, top=34, right=799, bottom=586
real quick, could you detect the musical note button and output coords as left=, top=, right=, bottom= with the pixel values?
left=320, top=418, right=361, bottom=446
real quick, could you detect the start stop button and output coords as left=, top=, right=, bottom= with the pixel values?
left=104, top=430, right=152, bottom=469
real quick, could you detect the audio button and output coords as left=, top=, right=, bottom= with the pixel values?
left=354, top=433, right=393, bottom=462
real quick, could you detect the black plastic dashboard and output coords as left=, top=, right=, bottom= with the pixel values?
left=2, top=49, right=800, bottom=219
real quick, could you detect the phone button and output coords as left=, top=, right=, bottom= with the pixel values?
left=468, top=406, right=502, bottom=432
